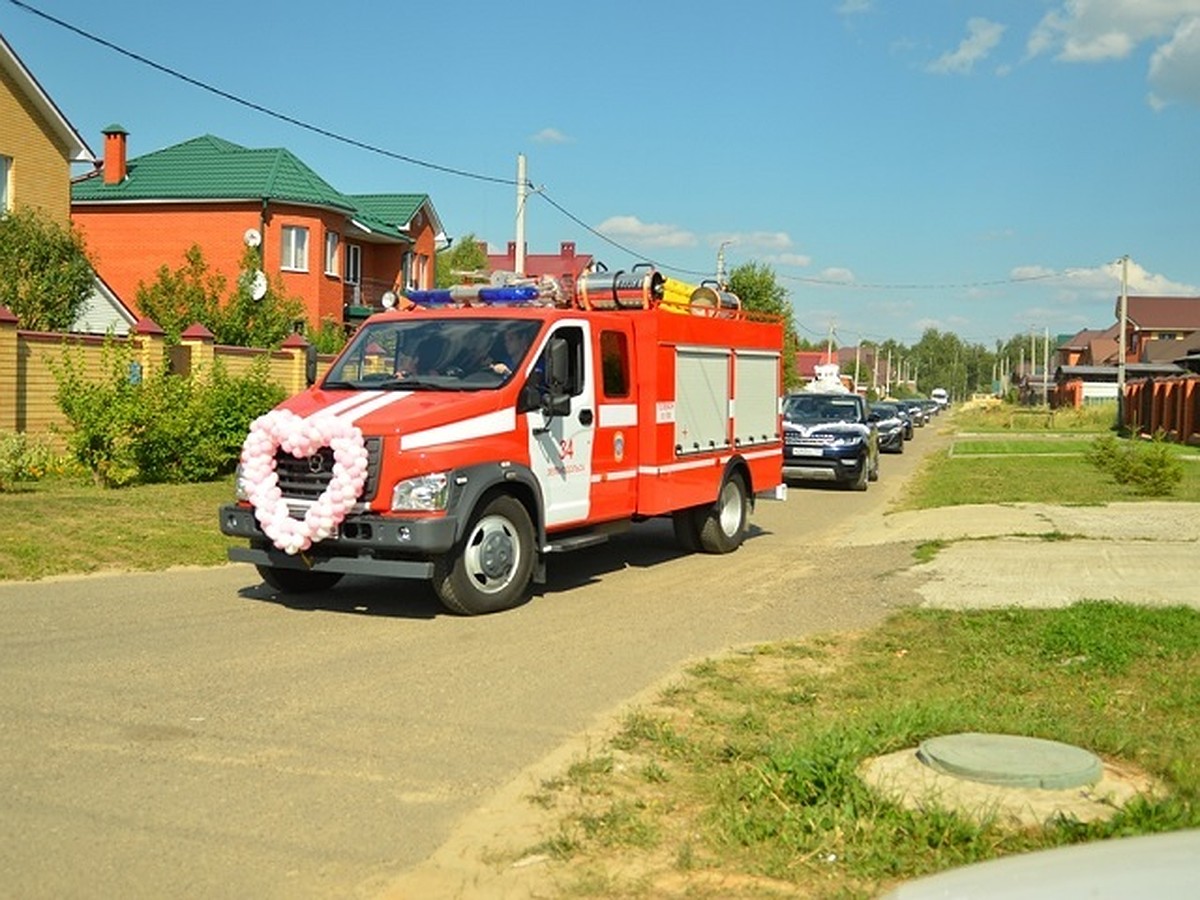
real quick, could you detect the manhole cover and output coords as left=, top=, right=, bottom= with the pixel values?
left=917, top=732, right=1102, bottom=789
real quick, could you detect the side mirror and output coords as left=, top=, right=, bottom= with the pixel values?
left=538, top=337, right=572, bottom=419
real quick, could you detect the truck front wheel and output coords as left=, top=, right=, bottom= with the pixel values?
left=697, top=472, right=750, bottom=554
left=255, top=565, right=343, bottom=594
left=433, top=494, right=535, bottom=615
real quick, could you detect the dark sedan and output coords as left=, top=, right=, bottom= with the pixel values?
left=868, top=402, right=907, bottom=453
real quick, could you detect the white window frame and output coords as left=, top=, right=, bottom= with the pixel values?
left=324, top=230, right=340, bottom=277
left=281, top=225, right=309, bottom=272
left=0, top=155, right=11, bottom=213
left=345, top=243, right=362, bottom=285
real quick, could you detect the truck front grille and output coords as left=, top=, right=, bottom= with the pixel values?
left=274, top=437, right=381, bottom=503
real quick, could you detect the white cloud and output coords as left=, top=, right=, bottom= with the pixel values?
left=1015, top=259, right=1197, bottom=300
left=531, top=127, right=571, bottom=144
left=772, top=252, right=815, bottom=268
left=836, top=0, right=873, bottom=15
left=1028, top=1, right=1200, bottom=63
left=1026, top=1, right=1200, bottom=106
left=709, top=231, right=794, bottom=252
left=819, top=267, right=857, bottom=283
left=927, top=18, right=1006, bottom=74
left=596, top=215, right=697, bottom=249
left=1149, top=16, right=1200, bottom=107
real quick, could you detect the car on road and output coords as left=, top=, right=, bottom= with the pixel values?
left=868, top=401, right=906, bottom=453
left=903, top=399, right=928, bottom=428
left=930, top=387, right=949, bottom=408
left=782, top=391, right=879, bottom=490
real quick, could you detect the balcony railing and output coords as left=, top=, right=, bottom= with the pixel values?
left=343, top=278, right=400, bottom=314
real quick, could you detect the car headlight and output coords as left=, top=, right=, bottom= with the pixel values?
left=391, top=472, right=450, bottom=512
left=234, top=463, right=249, bottom=501
left=829, top=434, right=864, bottom=447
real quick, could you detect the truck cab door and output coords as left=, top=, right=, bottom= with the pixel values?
left=525, top=321, right=594, bottom=528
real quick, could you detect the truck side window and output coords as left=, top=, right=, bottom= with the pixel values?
left=548, top=325, right=585, bottom=396
left=599, top=330, right=630, bottom=398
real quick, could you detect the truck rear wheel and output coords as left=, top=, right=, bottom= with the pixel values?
left=697, top=472, right=749, bottom=554
left=255, top=565, right=343, bottom=594
left=433, top=494, right=535, bottom=615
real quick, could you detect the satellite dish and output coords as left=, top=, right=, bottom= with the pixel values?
left=243, top=228, right=262, bottom=248
left=250, top=270, right=268, bottom=300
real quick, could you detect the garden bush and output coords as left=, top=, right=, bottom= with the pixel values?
left=1086, top=433, right=1183, bottom=497
left=50, top=342, right=285, bottom=487
left=0, top=431, right=58, bottom=491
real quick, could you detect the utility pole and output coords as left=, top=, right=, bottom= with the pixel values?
left=515, top=154, right=527, bottom=277
left=1042, top=326, right=1050, bottom=407
left=853, top=336, right=862, bottom=394
left=1117, top=254, right=1129, bottom=428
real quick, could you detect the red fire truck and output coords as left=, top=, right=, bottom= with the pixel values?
left=219, top=269, right=785, bottom=615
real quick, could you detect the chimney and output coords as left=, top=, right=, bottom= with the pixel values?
left=102, top=124, right=129, bottom=185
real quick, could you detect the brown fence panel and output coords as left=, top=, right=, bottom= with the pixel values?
left=1124, top=375, right=1200, bottom=445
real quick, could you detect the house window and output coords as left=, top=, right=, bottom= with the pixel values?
left=404, top=252, right=428, bottom=290
left=324, top=231, right=340, bottom=277
left=0, top=155, right=11, bottom=213
left=281, top=226, right=309, bottom=271
left=345, top=243, right=361, bottom=285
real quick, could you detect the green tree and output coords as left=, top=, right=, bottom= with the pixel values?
left=728, top=261, right=802, bottom=389
left=136, top=244, right=306, bottom=348
left=213, top=246, right=307, bottom=348
left=135, top=244, right=225, bottom=343
left=0, top=206, right=95, bottom=331
left=436, top=233, right=489, bottom=287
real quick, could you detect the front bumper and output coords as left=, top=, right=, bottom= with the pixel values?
left=782, top=447, right=865, bottom=483
left=219, top=503, right=459, bottom=576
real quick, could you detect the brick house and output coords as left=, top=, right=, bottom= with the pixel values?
left=1121, top=296, right=1200, bottom=362
left=1, top=32, right=137, bottom=335
left=0, top=32, right=94, bottom=224
left=71, top=129, right=445, bottom=329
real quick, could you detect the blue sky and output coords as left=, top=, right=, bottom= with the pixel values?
left=4, top=0, right=1199, bottom=347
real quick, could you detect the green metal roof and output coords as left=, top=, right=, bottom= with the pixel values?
left=349, top=194, right=427, bottom=226
left=71, top=135, right=428, bottom=242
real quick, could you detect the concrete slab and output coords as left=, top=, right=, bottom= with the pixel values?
left=903, top=540, right=1198, bottom=610
left=831, top=501, right=1200, bottom=612
left=860, top=749, right=1160, bottom=828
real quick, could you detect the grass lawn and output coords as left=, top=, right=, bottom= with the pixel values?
left=0, top=476, right=237, bottom=581
left=530, top=603, right=1200, bottom=898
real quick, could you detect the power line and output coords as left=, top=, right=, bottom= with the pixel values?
left=7, top=0, right=516, bottom=186
left=7, top=0, right=1107, bottom=298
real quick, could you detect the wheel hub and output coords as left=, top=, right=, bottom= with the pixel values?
left=478, top=531, right=514, bottom=579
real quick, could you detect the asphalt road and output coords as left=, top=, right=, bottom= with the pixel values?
left=0, top=428, right=939, bottom=899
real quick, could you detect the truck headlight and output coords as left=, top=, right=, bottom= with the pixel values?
left=391, top=473, right=450, bottom=512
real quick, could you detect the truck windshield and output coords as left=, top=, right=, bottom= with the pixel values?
left=323, top=318, right=542, bottom=391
